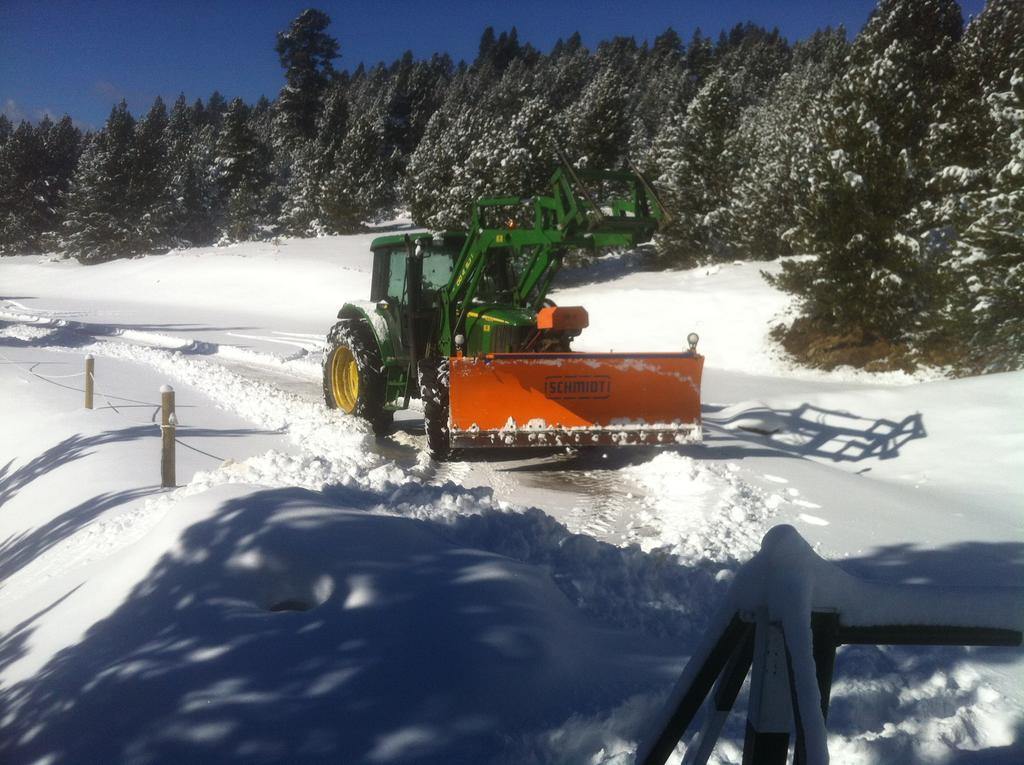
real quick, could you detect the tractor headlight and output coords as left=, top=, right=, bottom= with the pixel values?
left=454, top=334, right=465, bottom=349
left=687, top=332, right=699, bottom=351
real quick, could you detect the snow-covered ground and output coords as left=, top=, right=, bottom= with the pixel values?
left=0, top=233, right=1021, bottom=764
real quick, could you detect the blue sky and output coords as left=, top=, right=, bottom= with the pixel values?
left=1, top=0, right=987, bottom=129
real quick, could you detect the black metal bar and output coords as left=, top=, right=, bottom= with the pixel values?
left=682, top=626, right=755, bottom=765
left=641, top=614, right=750, bottom=765
left=810, top=612, right=840, bottom=718
left=716, top=625, right=756, bottom=710
left=837, top=625, right=1022, bottom=647
left=402, top=235, right=422, bottom=409
left=792, top=613, right=840, bottom=765
left=784, top=635, right=807, bottom=765
left=742, top=724, right=789, bottom=765
left=742, top=620, right=792, bottom=765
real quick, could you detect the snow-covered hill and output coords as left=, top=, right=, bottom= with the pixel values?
left=1, top=234, right=1021, bottom=764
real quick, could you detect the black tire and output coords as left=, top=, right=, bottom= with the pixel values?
left=323, top=319, right=391, bottom=435
left=417, top=357, right=451, bottom=460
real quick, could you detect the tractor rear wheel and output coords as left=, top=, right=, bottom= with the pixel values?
left=418, top=358, right=451, bottom=460
left=323, top=320, right=391, bottom=435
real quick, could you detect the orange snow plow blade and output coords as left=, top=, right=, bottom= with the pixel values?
left=448, top=352, right=704, bottom=448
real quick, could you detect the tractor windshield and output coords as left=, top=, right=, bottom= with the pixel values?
left=476, top=249, right=516, bottom=302
left=422, top=251, right=453, bottom=291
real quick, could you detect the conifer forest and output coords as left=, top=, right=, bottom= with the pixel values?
left=1, top=0, right=1021, bottom=374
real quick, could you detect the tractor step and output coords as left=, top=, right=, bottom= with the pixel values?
left=448, top=352, right=703, bottom=449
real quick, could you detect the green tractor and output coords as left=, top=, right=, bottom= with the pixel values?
left=323, top=162, right=704, bottom=458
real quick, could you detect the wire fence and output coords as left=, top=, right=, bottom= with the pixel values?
left=0, top=349, right=225, bottom=463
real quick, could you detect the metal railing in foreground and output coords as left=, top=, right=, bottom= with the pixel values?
left=637, top=525, right=1024, bottom=765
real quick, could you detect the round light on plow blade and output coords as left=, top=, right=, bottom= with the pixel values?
left=687, top=332, right=699, bottom=352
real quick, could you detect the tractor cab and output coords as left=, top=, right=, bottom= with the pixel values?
left=369, top=232, right=464, bottom=310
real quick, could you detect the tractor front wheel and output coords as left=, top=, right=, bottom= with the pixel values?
left=323, top=320, right=391, bottom=435
left=418, top=358, right=451, bottom=460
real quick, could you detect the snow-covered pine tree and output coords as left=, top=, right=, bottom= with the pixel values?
left=204, top=92, right=228, bottom=130
left=280, top=79, right=349, bottom=235
left=935, top=0, right=1024, bottom=371
left=164, top=94, right=220, bottom=246
left=405, top=54, right=555, bottom=230
left=563, top=65, right=631, bottom=170
left=38, top=116, right=83, bottom=251
left=214, top=98, right=272, bottom=241
left=630, top=28, right=692, bottom=152
left=954, top=72, right=1024, bottom=372
left=273, top=9, right=339, bottom=143
left=651, top=69, right=742, bottom=266
left=544, top=32, right=593, bottom=114
left=0, top=120, right=48, bottom=253
left=771, top=0, right=964, bottom=364
left=404, top=63, right=494, bottom=229
left=62, top=101, right=138, bottom=263
left=319, top=88, right=399, bottom=232
left=724, top=27, right=848, bottom=260
left=0, top=115, right=82, bottom=254
left=129, top=96, right=174, bottom=253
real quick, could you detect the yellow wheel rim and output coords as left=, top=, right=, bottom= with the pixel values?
left=330, top=346, right=359, bottom=413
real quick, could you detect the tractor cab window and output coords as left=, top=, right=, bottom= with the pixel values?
left=387, top=251, right=407, bottom=299
left=421, top=251, right=454, bottom=294
left=477, top=248, right=516, bottom=302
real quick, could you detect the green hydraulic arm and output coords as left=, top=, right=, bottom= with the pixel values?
left=437, top=161, right=668, bottom=354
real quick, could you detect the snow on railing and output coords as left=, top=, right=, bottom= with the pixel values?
left=637, top=525, right=1024, bottom=765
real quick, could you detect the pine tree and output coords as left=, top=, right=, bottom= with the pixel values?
left=953, top=72, right=1024, bottom=371
left=0, top=121, right=47, bottom=253
left=165, top=94, right=219, bottom=245
left=38, top=115, right=83, bottom=250
left=724, top=28, right=848, bottom=259
left=274, top=9, right=339, bottom=142
left=936, top=0, right=1024, bottom=371
left=772, top=0, right=964, bottom=358
left=631, top=28, right=691, bottom=151
left=130, top=96, right=175, bottom=252
left=214, top=98, right=272, bottom=241
left=204, top=92, right=228, bottom=129
left=63, top=101, right=138, bottom=262
left=563, top=65, right=631, bottom=169
left=320, top=90, right=399, bottom=232
left=716, top=24, right=792, bottom=107
left=280, top=79, right=350, bottom=235
left=545, top=32, right=593, bottom=114
left=652, top=70, right=742, bottom=265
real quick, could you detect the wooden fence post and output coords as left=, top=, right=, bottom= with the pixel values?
left=84, top=355, right=94, bottom=409
left=160, top=385, right=176, bottom=488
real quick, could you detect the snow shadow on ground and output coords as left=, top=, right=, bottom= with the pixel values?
left=702, top=402, right=927, bottom=462
left=1, top=488, right=1019, bottom=763
left=0, top=318, right=257, bottom=354
left=0, top=428, right=156, bottom=508
left=0, top=486, right=685, bottom=765
left=479, top=402, right=926, bottom=476
left=0, top=426, right=278, bottom=583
